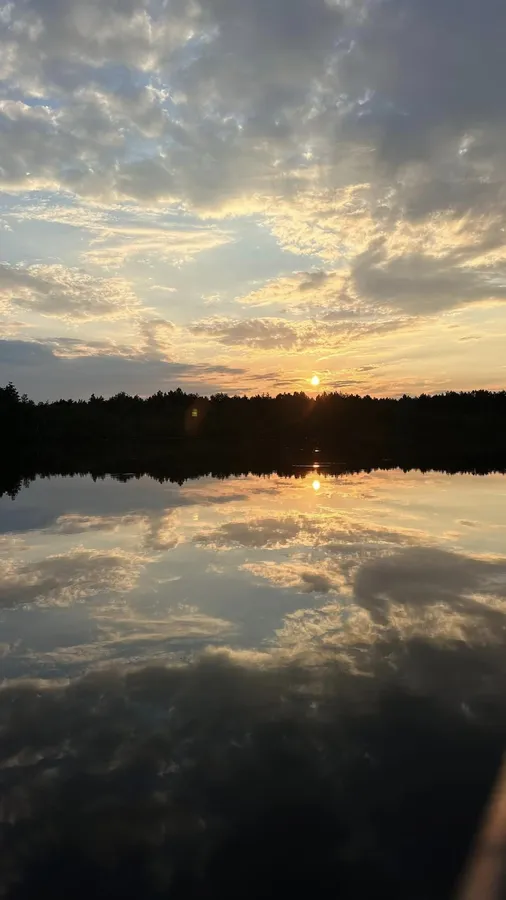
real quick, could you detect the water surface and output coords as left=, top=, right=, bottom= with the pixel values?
left=1, top=466, right=506, bottom=897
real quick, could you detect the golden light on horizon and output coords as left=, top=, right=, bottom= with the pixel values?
left=312, top=479, right=321, bottom=492
left=310, top=375, right=320, bottom=387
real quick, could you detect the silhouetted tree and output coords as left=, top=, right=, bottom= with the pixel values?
left=2, top=383, right=506, bottom=459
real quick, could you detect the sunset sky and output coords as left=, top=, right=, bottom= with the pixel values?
left=2, top=0, right=506, bottom=400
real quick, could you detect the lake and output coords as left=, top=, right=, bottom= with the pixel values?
left=2, top=463, right=506, bottom=898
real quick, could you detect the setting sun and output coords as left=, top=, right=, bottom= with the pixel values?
left=310, top=375, right=320, bottom=387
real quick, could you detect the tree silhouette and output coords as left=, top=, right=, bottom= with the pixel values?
left=2, top=383, right=506, bottom=460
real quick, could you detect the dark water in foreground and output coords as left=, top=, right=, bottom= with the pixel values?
left=1, top=464, right=506, bottom=897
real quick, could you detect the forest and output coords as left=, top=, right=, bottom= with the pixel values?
left=2, top=382, right=506, bottom=460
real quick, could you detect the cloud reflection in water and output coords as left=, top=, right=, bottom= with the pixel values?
left=1, top=469, right=506, bottom=896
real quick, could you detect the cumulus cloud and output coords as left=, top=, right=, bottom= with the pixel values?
left=353, top=546, right=506, bottom=619
left=247, top=545, right=506, bottom=650
left=337, top=0, right=506, bottom=167
left=242, top=223, right=506, bottom=320
left=351, top=243, right=506, bottom=315
left=3, top=0, right=506, bottom=228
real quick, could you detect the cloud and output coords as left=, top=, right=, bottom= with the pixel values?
left=337, top=0, right=506, bottom=168
left=93, top=604, right=237, bottom=657
left=0, top=263, right=141, bottom=321
left=195, top=513, right=421, bottom=553
left=27, top=510, right=183, bottom=555
left=189, top=312, right=410, bottom=354
left=0, top=0, right=346, bottom=214
left=47, top=513, right=143, bottom=536
left=0, top=472, right=265, bottom=535
left=1, top=0, right=187, bottom=81
left=190, top=316, right=299, bottom=350
left=351, top=243, right=506, bottom=315
left=237, top=269, right=350, bottom=310
left=0, top=339, right=247, bottom=400
left=3, top=0, right=506, bottom=388
left=353, top=546, right=506, bottom=620
left=6, top=607, right=237, bottom=674
left=2, top=638, right=506, bottom=898
left=248, top=544, right=506, bottom=649
left=3, top=0, right=506, bottom=227
left=137, top=317, right=176, bottom=358
left=6, top=202, right=231, bottom=271
left=195, top=517, right=304, bottom=549
left=0, top=547, right=146, bottom=609
left=84, top=223, right=232, bottom=268
left=238, top=231, right=506, bottom=321
left=148, top=285, right=177, bottom=293
left=246, top=559, right=338, bottom=595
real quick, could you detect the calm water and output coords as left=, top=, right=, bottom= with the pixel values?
left=2, top=466, right=506, bottom=897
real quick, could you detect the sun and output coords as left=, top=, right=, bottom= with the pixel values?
left=310, top=375, right=320, bottom=387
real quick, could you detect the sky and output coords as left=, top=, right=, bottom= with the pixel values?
left=1, top=0, right=506, bottom=401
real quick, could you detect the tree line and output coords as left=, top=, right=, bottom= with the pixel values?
left=3, top=454, right=505, bottom=502
left=2, top=382, right=506, bottom=457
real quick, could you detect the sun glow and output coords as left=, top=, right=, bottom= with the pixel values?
left=312, top=479, right=321, bottom=492
left=310, top=375, right=320, bottom=387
